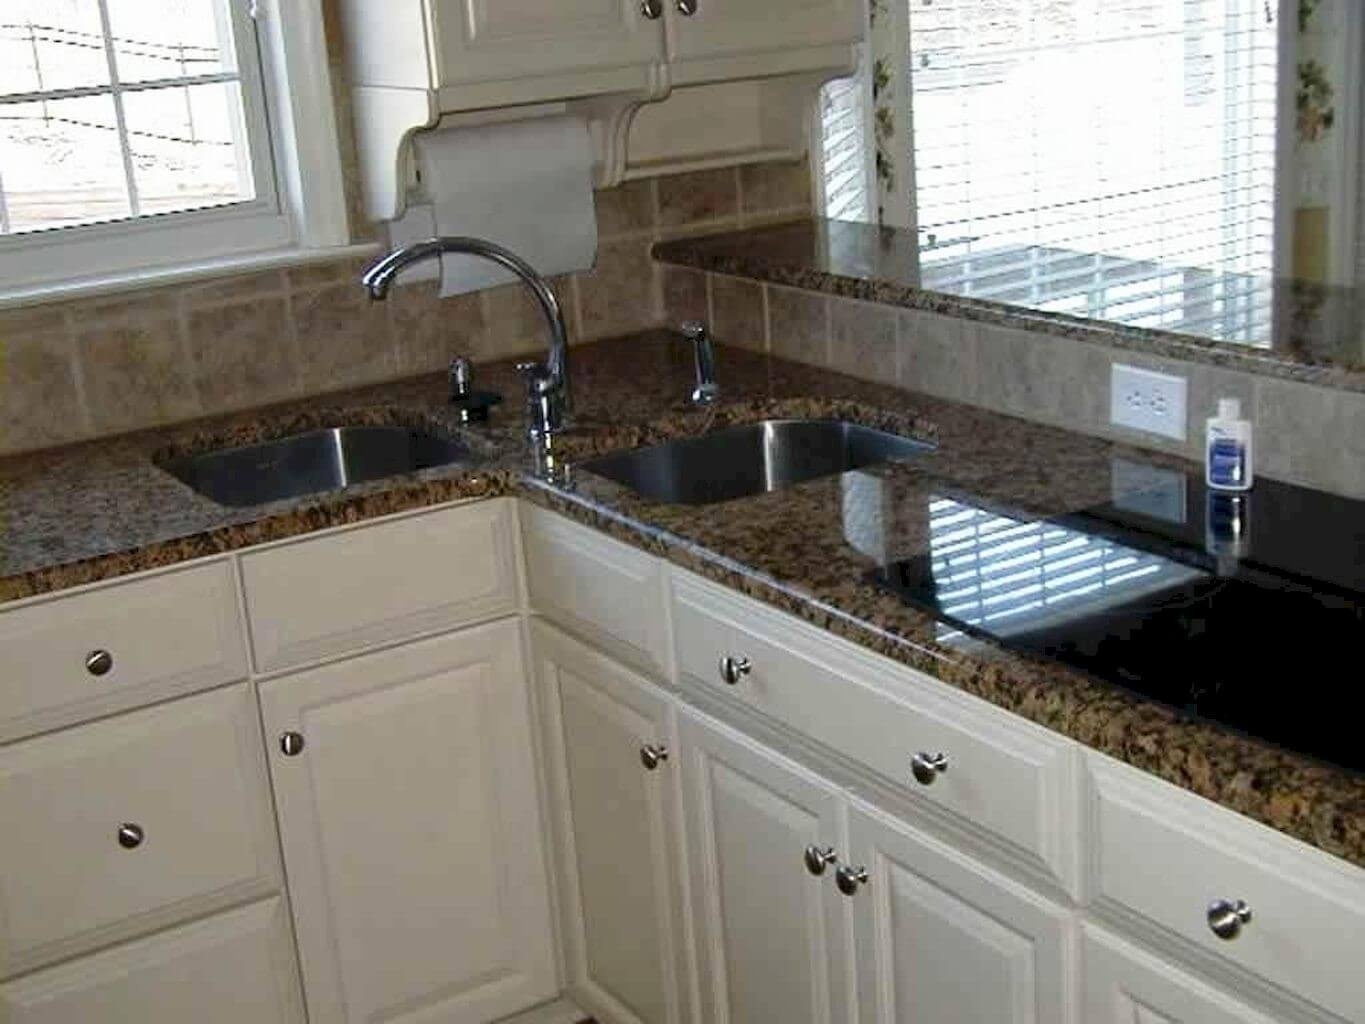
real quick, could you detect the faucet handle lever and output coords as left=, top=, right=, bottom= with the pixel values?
left=679, top=321, right=719, bottom=407
left=680, top=320, right=708, bottom=341
left=516, top=360, right=554, bottom=393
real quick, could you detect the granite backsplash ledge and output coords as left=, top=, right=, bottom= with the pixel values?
left=656, top=219, right=1365, bottom=500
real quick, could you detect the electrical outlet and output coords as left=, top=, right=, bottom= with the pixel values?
left=1110, top=363, right=1188, bottom=441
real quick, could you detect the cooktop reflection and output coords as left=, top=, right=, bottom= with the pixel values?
left=873, top=479, right=1365, bottom=774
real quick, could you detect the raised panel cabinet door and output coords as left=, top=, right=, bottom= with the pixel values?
left=1082, top=926, right=1279, bottom=1024
left=678, top=707, right=855, bottom=1024
left=432, top=0, right=665, bottom=86
left=848, top=800, right=1073, bottom=1024
left=532, top=620, right=691, bottom=1024
left=259, top=620, right=557, bottom=1024
left=664, top=0, right=861, bottom=64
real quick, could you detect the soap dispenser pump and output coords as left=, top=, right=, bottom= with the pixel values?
left=1205, top=398, right=1253, bottom=492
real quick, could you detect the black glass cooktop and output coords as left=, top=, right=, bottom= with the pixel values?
left=873, top=471, right=1365, bottom=774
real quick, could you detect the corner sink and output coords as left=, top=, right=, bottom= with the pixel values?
left=160, top=425, right=475, bottom=507
left=580, top=418, right=932, bottom=506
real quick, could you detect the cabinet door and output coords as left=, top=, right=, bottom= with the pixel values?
left=1082, top=927, right=1278, bottom=1024
left=678, top=707, right=854, bottom=1024
left=848, top=800, right=1073, bottom=1024
left=432, top=0, right=664, bottom=86
left=665, top=0, right=861, bottom=64
left=532, top=621, right=691, bottom=1024
left=260, top=621, right=557, bottom=1024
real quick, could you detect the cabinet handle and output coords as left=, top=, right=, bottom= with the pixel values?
left=676, top=0, right=698, bottom=14
left=640, top=743, right=669, bottom=771
left=117, top=823, right=144, bottom=849
left=835, top=864, right=869, bottom=896
left=718, top=655, right=752, bottom=685
left=85, top=649, right=114, bottom=677
left=803, top=844, right=838, bottom=876
left=910, top=751, right=949, bottom=785
left=640, top=0, right=663, bottom=18
left=1207, top=899, right=1252, bottom=940
left=279, top=731, right=306, bottom=757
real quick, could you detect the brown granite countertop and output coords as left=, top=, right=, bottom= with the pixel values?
left=654, top=218, right=1365, bottom=392
left=2, top=331, right=1362, bottom=868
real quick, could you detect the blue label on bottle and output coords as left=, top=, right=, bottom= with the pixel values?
left=1208, top=437, right=1245, bottom=487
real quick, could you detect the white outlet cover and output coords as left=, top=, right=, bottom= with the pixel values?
left=1110, top=363, right=1188, bottom=442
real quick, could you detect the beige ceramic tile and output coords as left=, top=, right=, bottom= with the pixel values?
left=0, top=321, right=90, bottom=452
left=739, top=159, right=812, bottom=217
left=661, top=266, right=708, bottom=327
left=710, top=274, right=765, bottom=352
left=896, top=310, right=974, bottom=403
left=594, top=179, right=657, bottom=240
left=186, top=297, right=301, bottom=413
left=68, top=288, right=179, bottom=328
left=286, top=255, right=373, bottom=293
left=76, top=317, right=200, bottom=433
left=577, top=241, right=661, bottom=341
left=1254, top=377, right=1344, bottom=490
left=482, top=275, right=576, bottom=358
left=766, top=285, right=828, bottom=366
left=180, top=269, right=287, bottom=307
left=389, top=280, right=485, bottom=373
left=291, top=282, right=397, bottom=393
left=657, top=168, right=740, bottom=228
left=828, top=298, right=896, bottom=383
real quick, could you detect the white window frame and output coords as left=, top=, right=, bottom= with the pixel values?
left=0, top=0, right=353, bottom=302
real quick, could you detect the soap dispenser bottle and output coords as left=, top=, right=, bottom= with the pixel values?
left=1205, top=398, right=1253, bottom=492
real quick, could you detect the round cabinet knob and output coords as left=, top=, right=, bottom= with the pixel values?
left=640, top=743, right=669, bottom=771
left=1207, top=899, right=1252, bottom=940
left=117, top=823, right=144, bottom=849
left=835, top=864, right=869, bottom=896
left=910, top=751, right=949, bottom=785
left=677, top=0, right=698, bottom=14
left=803, top=845, right=838, bottom=876
left=640, top=0, right=663, bottom=17
left=718, top=655, right=752, bottom=686
left=85, top=649, right=114, bottom=677
left=279, top=731, right=306, bottom=757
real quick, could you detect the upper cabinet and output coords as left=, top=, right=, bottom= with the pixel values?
left=663, top=0, right=860, bottom=70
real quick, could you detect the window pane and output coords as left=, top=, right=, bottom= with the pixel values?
left=0, top=95, right=131, bottom=232
left=105, top=0, right=236, bottom=84
left=0, top=0, right=110, bottom=97
left=122, top=82, right=255, bottom=216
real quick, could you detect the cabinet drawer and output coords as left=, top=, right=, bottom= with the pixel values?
left=1, top=898, right=304, bottom=1024
left=1087, top=754, right=1365, bottom=1022
left=242, top=499, right=518, bottom=673
left=0, top=560, right=246, bottom=742
left=522, top=504, right=668, bottom=676
left=0, top=685, right=280, bottom=974
left=671, top=570, right=1075, bottom=887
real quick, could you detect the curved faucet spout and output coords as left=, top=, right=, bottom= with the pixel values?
left=361, top=237, right=571, bottom=433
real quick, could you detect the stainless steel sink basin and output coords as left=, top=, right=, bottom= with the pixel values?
left=160, top=425, right=474, bottom=507
left=580, top=418, right=932, bottom=505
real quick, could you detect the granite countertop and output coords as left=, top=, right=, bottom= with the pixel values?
left=2, top=330, right=1361, bottom=867
left=654, top=218, right=1365, bottom=392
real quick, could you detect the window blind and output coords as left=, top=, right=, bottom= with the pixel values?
left=906, top=0, right=1279, bottom=342
left=821, top=58, right=873, bottom=222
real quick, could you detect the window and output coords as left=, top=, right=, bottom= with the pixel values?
left=0, top=0, right=349, bottom=295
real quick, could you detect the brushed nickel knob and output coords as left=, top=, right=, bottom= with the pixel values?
left=85, top=649, right=113, bottom=676
left=910, top=751, right=949, bottom=785
left=117, top=823, right=144, bottom=849
left=640, top=0, right=663, bottom=18
left=835, top=864, right=869, bottom=896
left=718, top=655, right=752, bottom=686
left=1207, top=899, right=1252, bottom=940
left=640, top=743, right=669, bottom=771
left=279, top=731, right=306, bottom=757
left=804, top=844, right=838, bottom=876
left=676, top=0, right=698, bottom=14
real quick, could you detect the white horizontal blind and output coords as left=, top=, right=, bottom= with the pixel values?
left=0, top=0, right=267, bottom=236
left=821, top=62, right=873, bottom=222
left=927, top=497, right=1202, bottom=642
left=907, top=0, right=1279, bottom=344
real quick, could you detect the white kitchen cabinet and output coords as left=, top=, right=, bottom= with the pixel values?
left=663, top=0, right=861, bottom=67
left=531, top=620, right=691, bottom=1024
left=677, top=706, right=855, bottom=1024
left=259, top=620, right=558, bottom=1024
left=846, top=800, right=1073, bottom=1024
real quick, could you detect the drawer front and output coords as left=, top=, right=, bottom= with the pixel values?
left=0, top=685, right=280, bottom=974
left=522, top=504, right=668, bottom=676
left=1, top=898, right=304, bottom=1024
left=242, top=499, right=519, bottom=673
left=1087, top=754, right=1365, bottom=1022
left=671, top=571, right=1074, bottom=886
left=0, top=561, right=246, bottom=742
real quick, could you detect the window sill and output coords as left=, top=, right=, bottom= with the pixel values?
left=0, top=242, right=384, bottom=312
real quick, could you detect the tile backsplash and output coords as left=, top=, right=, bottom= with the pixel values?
left=0, top=160, right=811, bottom=456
